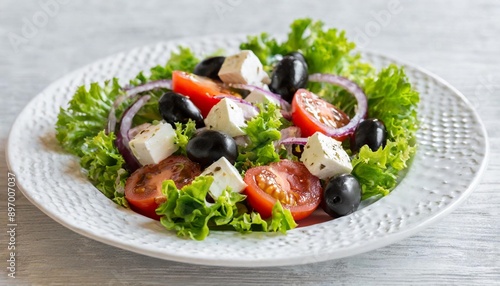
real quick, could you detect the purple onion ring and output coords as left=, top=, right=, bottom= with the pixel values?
left=307, top=73, right=368, bottom=139
left=278, top=137, right=308, bottom=146
left=115, top=95, right=151, bottom=172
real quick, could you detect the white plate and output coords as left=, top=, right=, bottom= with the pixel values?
left=6, top=35, right=489, bottom=267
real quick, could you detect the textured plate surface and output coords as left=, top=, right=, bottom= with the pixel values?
left=6, top=35, right=489, bottom=267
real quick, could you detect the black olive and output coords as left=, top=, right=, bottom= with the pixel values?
left=158, top=91, right=204, bottom=128
left=186, top=130, right=238, bottom=168
left=193, top=56, right=226, bottom=81
left=350, top=118, right=387, bottom=153
left=321, top=174, right=361, bottom=218
left=269, top=55, right=308, bottom=103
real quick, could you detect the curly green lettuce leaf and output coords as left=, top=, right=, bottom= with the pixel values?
left=351, top=65, right=419, bottom=200
left=56, top=79, right=122, bottom=156
left=267, top=201, right=298, bottom=233
left=113, top=191, right=129, bottom=208
left=156, top=176, right=297, bottom=240
left=230, top=211, right=268, bottom=233
left=230, top=201, right=297, bottom=233
left=284, top=18, right=355, bottom=74
left=236, top=103, right=282, bottom=172
left=173, top=119, right=197, bottom=156
left=363, top=65, right=420, bottom=140
left=79, top=131, right=128, bottom=199
left=157, top=177, right=216, bottom=240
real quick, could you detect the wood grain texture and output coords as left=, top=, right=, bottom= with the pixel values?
left=1, top=0, right=499, bottom=285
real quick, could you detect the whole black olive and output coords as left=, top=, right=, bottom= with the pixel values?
left=269, top=55, right=308, bottom=103
left=321, top=174, right=361, bottom=218
left=158, top=91, right=204, bottom=128
left=193, top=56, right=226, bottom=81
left=186, top=130, right=238, bottom=168
left=350, top=118, right=387, bottom=153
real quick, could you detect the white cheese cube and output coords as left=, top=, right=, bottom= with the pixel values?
left=128, top=122, right=178, bottom=166
left=245, top=89, right=281, bottom=106
left=300, top=132, right=352, bottom=180
left=204, top=98, right=246, bottom=137
left=201, top=157, right=247, bottom=201
left=218, top=50, right=270, bottom=86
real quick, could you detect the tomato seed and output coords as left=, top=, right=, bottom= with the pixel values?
left=256, top=172, right=297, bottom=206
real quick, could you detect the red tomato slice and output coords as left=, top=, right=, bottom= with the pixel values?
left=124, top=155, right=201, bottom=220
left=243, top=160, right=322, bottom=221
left=292, top=89, right=351, bottom=140
left=172, top=71, right=233, bottom=117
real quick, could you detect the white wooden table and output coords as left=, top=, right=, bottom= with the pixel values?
left=1, top=0, right=499, bottom=284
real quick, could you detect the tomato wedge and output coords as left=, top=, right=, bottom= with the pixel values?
left=292, top=89, right=351, bottom=140
left=124, top=155, right=201, bottom=220
left=243, top=160, right=322, bottom=221
left=172, top=71, right=233, bottom=117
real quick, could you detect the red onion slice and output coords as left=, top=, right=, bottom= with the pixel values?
left=115, top=95, right=151, bottom=172
left=107, top=95, right=132, bottom=135
left=107, top=80, right=172, bottom=134
left=307, top=73, right=368, bottom=139
left=278, top=137, right=308, bottom=146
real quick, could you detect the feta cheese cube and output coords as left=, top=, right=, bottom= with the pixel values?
left=128, top=122, right=178, bottom=166
left=245, top=89, right=281, bottom=106
left=218, top=50, right=270, bottom=86
left=300, top=132, right=352, bottom=180
left=201, top=157, right=247, bottom=201
left=204, top=98, right=246, bottom=137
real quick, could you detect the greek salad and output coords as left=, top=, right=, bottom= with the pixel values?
left=56, top=19, right=419, bottom=240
